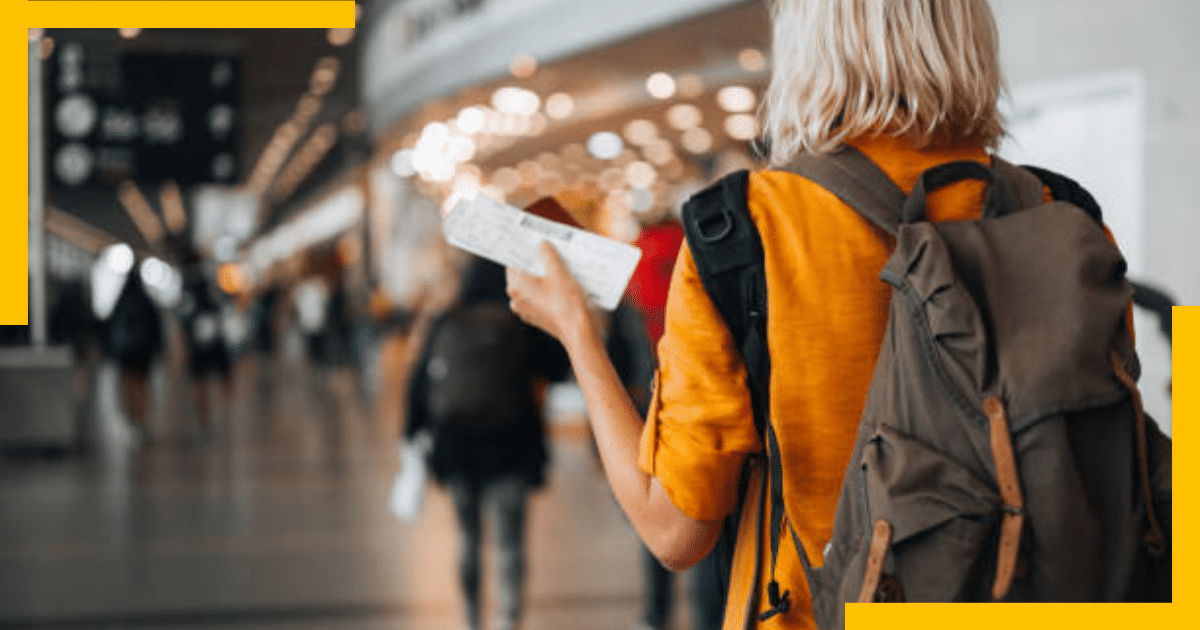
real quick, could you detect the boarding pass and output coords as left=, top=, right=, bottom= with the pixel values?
left=443, top=195, right=642, bottom=311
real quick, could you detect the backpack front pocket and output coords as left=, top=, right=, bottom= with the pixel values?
left=858, top=424, right=1001, bottom=602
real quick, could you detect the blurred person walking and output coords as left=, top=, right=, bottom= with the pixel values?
left=405, top=256, right=568, bottom=630
left=505, top=0, right=1167, bottom=628
left=97, top=269, right=164, bottom=446
left=179, top=262, right=233, bottom=443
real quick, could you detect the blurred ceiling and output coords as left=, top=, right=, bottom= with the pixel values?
left=40, top=27, right=365, bottom=257
left=376, top=0, right=772, bottom=230
left=383, top=0, right=770, bottom=159
left=40, top=1, right=772, bottom=263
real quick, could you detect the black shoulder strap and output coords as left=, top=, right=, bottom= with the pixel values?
left=681, top=170, right=771, bottom=440
left=681, top=169, right=813, bottom=623
left=1021, top=165, right=1105, bottom=224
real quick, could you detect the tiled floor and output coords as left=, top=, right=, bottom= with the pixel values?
left=0, top=351, right=697, bottom=630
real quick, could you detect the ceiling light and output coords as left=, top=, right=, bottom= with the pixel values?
left=622, top=119, right=658, bottom=146
left=456, top=106, right=485, bottom=134
left=646, top=72, right=676, bottom=100
left=492, top=87, right=539, bottom=116
left=738, top=48, right=767, bottom=73
left=545, top=93, right=574, bottom=120
left=537, top=152, right=562, bottom=170
left=517, top=160, right=541, bottom=186
left=55, top=94, right=98, bottom=139
left=717, top=85, right=757, bottom=113
left=624, top=161, right=657, bottom=189
left=310, top=57, right=341, bottom=95
left=587, top=131, right=624, bottom=160
left=212, top=153, right=236, bottom=181
left=510, top=53, right=537, bottom=79
left=105, top=243, right=135, bottom=275
left=624, top=188, right=655, bottom=213
left=598, top=167, right=623, bottom=192
left=54, top=143, right=94, bottom=186
left=446, top=136, right=476, bottom=164
left=681, top=128, right=713, bottom=154
left=327, top=28, right=356, bottom=47
left=724, top=114, right=758, bottom=140
left=667, top=103, right=702, bottom=130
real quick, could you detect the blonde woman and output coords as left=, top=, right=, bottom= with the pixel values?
left=510, top=0, right=1013, bottom=627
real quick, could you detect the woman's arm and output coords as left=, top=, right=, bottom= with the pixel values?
left=506, top=242, right=722, bottom=570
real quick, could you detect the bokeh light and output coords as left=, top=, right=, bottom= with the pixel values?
left=587, top=131, right=624, bottom=160
left=545, top=93, right=575, bottom=120
left=667, top=103, right=703, bottom=130
left=738, top=48, right=767, bottom=73
left=681, top=127, right=714, bottom=154
left=724, top=113, right=758, bottom=141
left=646, top=72, right=676, bottom=99
left=717, top=85, right=757, bottom=113
left=510, top=53, right=538, bottom=78
left=622, top=119, right=659, bottom=146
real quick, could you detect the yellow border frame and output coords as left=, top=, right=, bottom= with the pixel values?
left=4, top=3, right=1198, bottom=630
left=3, top=1, right=354, bottom=324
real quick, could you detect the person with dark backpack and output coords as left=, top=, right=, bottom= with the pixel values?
left=100, top=267, right=165, bottom=446
left=503, top=1, right=1171, bottom=629
left=405, top=256, right=568, bottom=630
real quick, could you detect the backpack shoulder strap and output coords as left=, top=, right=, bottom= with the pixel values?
left=680, top=169, right=770, bottom=439
left=780, top=146, right=906, bottom=237
left=1019, top=164, right=1105, bottom=224
left=681, top=169, right=814, bottom=623
left=991, top=156, right=1048, bottom=210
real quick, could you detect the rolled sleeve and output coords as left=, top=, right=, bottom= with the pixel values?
left=636, top=243, right=762, bottom=522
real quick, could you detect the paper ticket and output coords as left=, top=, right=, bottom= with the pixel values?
left=443, top=195, right=642, bottom=311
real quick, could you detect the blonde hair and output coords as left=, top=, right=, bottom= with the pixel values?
left=761, top=0, right=1006, bottom=164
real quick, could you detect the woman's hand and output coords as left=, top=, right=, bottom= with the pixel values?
left=505, top=241, right=596, bottom=351
left=509, top=241, right=720, bottom=569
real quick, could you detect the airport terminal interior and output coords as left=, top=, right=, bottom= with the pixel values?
left=2, top=1, right=1195, bottom=628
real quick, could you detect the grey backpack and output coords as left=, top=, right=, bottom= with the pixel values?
left=682, top=148, right=1172, bottom=629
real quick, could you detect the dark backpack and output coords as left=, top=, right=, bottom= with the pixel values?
left=103, top=274, right=163, bottom=361
left=422, top=301, right=532, bottom=428
left=682, top=149, right=1172, bottom=629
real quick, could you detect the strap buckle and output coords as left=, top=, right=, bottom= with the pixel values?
left=757, top=580, right=792, bottom=621
left=693, top=209, right=734, bottom=243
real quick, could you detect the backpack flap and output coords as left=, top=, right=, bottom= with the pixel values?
left=912, top=203, right=1133, bottom=429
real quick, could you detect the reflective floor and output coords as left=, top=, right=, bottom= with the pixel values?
left=0, top=346, right=690, bottom=630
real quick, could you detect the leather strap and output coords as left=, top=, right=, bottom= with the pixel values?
left=857, top=519, right=894, bottom=603
left=983, top=396, right=1025, bottom=600
left=1110, top=349, right=1167, bottom=556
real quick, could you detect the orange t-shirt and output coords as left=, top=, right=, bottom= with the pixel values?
left=638, top=136, right=1000, bottom=629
